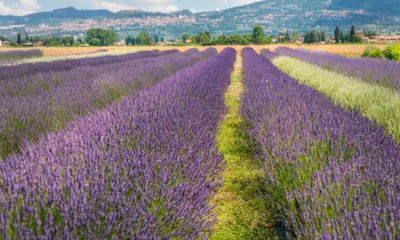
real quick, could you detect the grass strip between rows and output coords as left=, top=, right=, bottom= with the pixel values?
left=211, top=52, right=279, bottom=240
left=273, top=56, right=400, bottom=142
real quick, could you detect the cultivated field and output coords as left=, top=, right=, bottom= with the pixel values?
left=0, top=43, right=387, bottom=57
left=0, top=45, right=399, bottom=239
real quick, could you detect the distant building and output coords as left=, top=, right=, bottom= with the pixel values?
left=33, top=41, right=44, bottom=47
left=22, top=42, right=33, bottom=47
left=114, top=39, right=126, bottom=46
left=2, top=41, right=10, bottom=47
left=0, top=40, right=2, bottom=47
left=355, top=31, right=365, bottom=38
left=365, top=35, right=400, bottom=43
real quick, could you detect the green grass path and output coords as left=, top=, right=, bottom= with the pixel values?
left=211, top=53, right=279, bottom=240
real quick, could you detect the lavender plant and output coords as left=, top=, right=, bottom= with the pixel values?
left=0, top=49, right=43, bottom=64
left=241, top=48, right=400, bottom=239
left=275, top=46, right=400, bottom=91
left=0, top=48, right=217, bottom=159
left=260, top=49, right=277, bottom=61
left=0, top=48, right=236, bottom=238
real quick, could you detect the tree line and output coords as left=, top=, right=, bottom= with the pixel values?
left=334, top=25, right=363, bottom=44
left=180, top=26, right=272, bottom=45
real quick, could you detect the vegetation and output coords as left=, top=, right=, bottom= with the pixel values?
left=85, top=28, right=119, bottom=46
left=383, top=43, right=400, bottom=60
left=274, top=56, right=400, bottom=141
left=135, top=31, right=154, bottom=45
left=211, top=53, right=278, bottom=239
left=303, top=30, right=326, bottom=43
left=362, top=46, right=383, bottom=58
left=190, top=26, right=271, bottom=46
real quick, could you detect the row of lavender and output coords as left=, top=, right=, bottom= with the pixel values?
left=275, top=46, right=400, bottom=91
left=0, top=50, right=178, bottom=98
left=0, top=49, right=175, bottom=81
left=241, top=48, right=399, bottom=239
left=0, top=49, right=43, bottom=64
left=0, top=48, right=236, bottom=239
left=0, top=48, right=216, bottom=159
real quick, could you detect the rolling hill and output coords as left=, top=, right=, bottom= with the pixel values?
left=0, top=1, right=399, bottom=37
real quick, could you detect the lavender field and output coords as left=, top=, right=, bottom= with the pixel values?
left=0, top=46, right=399, bottom=239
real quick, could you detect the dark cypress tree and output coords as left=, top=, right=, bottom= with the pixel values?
left=350, top=25, right=356, bottom=42
left=17, top=33, right=21, bottom=45
left=335, top=26, right=340, bottom=44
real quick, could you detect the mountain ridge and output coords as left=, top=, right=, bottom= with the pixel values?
left=0, top=1, right=399, bottom=37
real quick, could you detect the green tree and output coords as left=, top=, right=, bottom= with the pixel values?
left=182, top=33, right=191, bottom=43
left=125, top=35, right=135, bottom=45
left=25, top=33, right=29, bottom=42
left=136, top=31, right=153, bottom=45
left=17, top=33, right=21, bottom=45
left=335, top=26, right=340, bottom=44
left=154, top=35, right=159, bottom=44
left=89, top=38, right=101, bottom=46
left=76, top=38, right=84, bottom=46
left=321, top=31, right=326, bottom=42
left=191, top=32, right=212, bottom=44
left=252, top=25, right=264, bottom=40
left=292, top=31, right=300, bottom=41
left=284, top=31, right=290, bottom=41
left=86, top=28, right=119, bottom=46
left=61, top=36, right=74, bottom=46
left=350, top=25, right=356, bottom=43
left=340, top=32, right=345, bottom=43
left=42, top=37, right=52, bottom=46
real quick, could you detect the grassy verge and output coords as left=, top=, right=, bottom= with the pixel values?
left=211, top=53, right=279, bottom=240
left=273, top=56, right=400, bottom=141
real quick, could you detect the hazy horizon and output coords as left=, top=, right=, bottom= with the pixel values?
left=0, top=0, right=262, bottom=16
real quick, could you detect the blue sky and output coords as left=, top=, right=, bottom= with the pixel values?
left=0, top=0, right=262, bottom=16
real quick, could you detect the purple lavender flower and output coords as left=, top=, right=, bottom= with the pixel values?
left=0, top=48, right=236, bottom=239
left=275, top=46, right=400, bottom=91
left=242, top=47, right=400, bottom=239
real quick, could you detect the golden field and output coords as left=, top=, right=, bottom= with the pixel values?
left=0, top=44, right=387, bottom=56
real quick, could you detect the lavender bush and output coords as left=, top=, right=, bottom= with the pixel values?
left=242, top=48, right=400, bottom=239
left=0, top=49, right=43, bottom=64
left=0, top=50, right=176, bottom=80
left=0, top=48, right=217, bottom=159
left=260, top=49, right=277, bottom=61
left=0, top=48, right=235, bottom=239
left=275, top=46, right=400, bottom=90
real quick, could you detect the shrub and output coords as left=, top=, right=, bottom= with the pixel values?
left=383, top=43, right=400, bottom=61
left=361, top=46, right=383, bottom=58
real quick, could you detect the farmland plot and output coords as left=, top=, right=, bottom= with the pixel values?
left=1, top=46, right=399, bottom=240
left=0, top=48, right=216, bottom=159
left=0, top=48, right=235, bottom=239
left=242, top=48, right=399, bottom=239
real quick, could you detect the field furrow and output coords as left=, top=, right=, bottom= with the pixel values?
left=211, top=50, right=279, bottom=240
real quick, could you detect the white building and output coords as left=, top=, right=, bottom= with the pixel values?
left=0, top=40, right=2, bottom=47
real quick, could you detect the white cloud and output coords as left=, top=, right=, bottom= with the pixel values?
left=0, top=0, right=41, bottom=15
left=90, top=0, right=179, bottom=13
